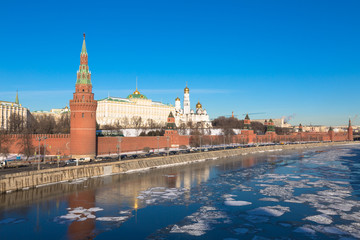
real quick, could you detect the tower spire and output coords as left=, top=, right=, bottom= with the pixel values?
left=81, top=33, right=87, bottom=54
left=15, top=89, right=19, bottom=105
left=76, top=33, right=91, bottom=85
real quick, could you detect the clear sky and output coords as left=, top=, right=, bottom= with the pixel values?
left=0, top=0, right=359, bottom=126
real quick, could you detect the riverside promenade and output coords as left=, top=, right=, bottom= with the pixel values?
left=0, top=141, right=356, bottom=194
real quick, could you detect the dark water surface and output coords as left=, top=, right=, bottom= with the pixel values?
left=1, top=144, right=360, bottom=239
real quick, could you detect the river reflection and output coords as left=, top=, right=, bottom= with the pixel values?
left=1, top=147, right=350, bottom=240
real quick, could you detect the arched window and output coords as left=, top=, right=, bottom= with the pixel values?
left=82, top=113, right=84, bottom=118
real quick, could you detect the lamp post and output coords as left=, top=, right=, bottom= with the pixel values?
left=166, top=136, right=170, bottom=156
left=156, top=136, right=160, bottom=153
left=36, top=137, right=46, bottom=170
left=199, top=135, right=202, bottom=152
left=223, top=135, right=226, bottom=150
left=37, top=137, right=41, bottom=170
left=43, top=136, right=47, bottom=163
left=117, top=137, right=122, bottom=160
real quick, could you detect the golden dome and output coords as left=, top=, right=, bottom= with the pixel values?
left=175, top=97, right=180, bottom=101
left=184, top=86, right=189, bottom=94
left=133, top=88, right=141, bottom=95
left=196, top=101, right=202, bottom=109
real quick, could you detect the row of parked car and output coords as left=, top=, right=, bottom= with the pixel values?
left=63, top=141, right=327, bottom=166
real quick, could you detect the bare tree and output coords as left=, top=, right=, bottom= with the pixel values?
left=131, top=116, right=143, bottom=129
left=17, top=130, right=35, bottom=160
left=121, top=117, right=130, bottom=128
left=8, top=113, right=24, bottom=133
left=0, top=130, right=10, bottom=159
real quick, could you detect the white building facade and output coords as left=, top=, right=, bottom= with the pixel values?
left=174, top=85, right=212, bottom=128
left=96, top=88, right=175, bottom=127
left=0, top=93, right=31, bottom=130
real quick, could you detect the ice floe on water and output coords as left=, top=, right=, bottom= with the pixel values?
left=169, top=206, right=230, bottom=236
left=136, top=187, right=188, bottom=205
left=304, top=214, right=333, bottom=224
left=294, top=226, right=316, bottom=235
left=224, top=199, right=252, bottom=206
left=247, top=205, right=290, bottom=217
left=96, top=216, right=129, bottom=222
left=258, top=197, right=279, bottom=202
left=56, top=207, right=104, bottom=223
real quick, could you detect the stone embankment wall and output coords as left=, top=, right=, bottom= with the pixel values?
left=0, top=141, right=355, bottom=194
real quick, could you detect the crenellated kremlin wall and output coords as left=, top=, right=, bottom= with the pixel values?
left=2, top=126, right=352, bottom=157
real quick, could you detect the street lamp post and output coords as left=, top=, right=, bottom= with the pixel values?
left=117, top=137, right=122, bottom=160
left=199, top=135, right=202, bottom=152
left=223, top=135, right=226, bottom=150
left=43, top=136, right=47, bottom=163
left=37, top=137, right=41, bottom=170
left=166, top=136, right=170, bottom=156
left=157, top=136, right=160, bottom=153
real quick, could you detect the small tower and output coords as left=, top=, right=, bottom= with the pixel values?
left=183, top=83, right=190, bottom=115
left=165, top=111, right=179, bottom=148
left=299, top=123, right=303, bottom=132
left=244, top=113, right=251, bottom=130
left=266, top=119, right=275, bottom=132
left=328, top=126, right=335, bottom=142
left=69, top=34, right=98, bottom=159
left=15, top=90, right=19, bottom=105
left=348, top=119, right=353, bottom=141
left=175, top=97, right=181, bottom=111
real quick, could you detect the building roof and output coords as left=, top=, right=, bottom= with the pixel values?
left=127, top=89, right=148, bottom=99
left=98, top=96, right=172, bottom=107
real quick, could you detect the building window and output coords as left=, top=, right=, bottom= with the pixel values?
left=82, top=113, right=84, bottom=118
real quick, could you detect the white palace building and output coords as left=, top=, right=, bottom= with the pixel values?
left=96, top=84, right=211, bottom=128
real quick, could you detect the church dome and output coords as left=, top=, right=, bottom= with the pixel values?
left=184, top=85, right=189, bottom=94
left=196, top=101, right=202, bottom=109
left=175, top=97, right=180, bottom=101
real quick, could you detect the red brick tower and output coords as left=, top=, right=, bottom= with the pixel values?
left=348, top=119, right=353, bottom=141
left=244, top=113, right=251, bottom=130
left=328, top=126, right=335, bottom=142
left=69, top=34, right=97, bottom=159
left=164, top=112, right=179, bottom=148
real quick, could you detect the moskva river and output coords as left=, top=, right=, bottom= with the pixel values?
left=1, top=144, right=360, bottom=239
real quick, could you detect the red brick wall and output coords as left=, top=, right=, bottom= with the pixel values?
left=4, top=134, right=70, bottom=156
left=3, top=130, right=351, bottom=157
left=96, top=136, right=175, bottom=155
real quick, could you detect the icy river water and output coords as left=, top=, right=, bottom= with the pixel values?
left=1, top=144, right=360, bottom=239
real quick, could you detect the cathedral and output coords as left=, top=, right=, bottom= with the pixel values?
left=174, top=84, right=212, bottom=128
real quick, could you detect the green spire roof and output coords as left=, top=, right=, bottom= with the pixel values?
left=81, top=33, right=87, bottom=54
left=76, top=34, right=92, bottom=85
left=15, top=90, right=19, bottom=104
left=245, top=113, right=250, bottom=120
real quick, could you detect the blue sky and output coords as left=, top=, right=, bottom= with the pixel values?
left=0, top=0, right=359, bottom=126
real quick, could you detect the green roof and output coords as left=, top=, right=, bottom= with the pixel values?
left=127, top=89, right=148, bottom=99
left=81, top=34, right=87, bottom=54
